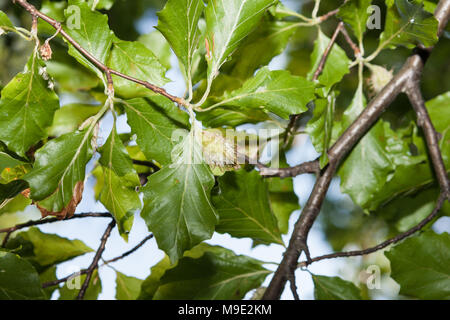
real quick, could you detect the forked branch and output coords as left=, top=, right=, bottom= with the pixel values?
left=299, top=192, right=448, bottom=267
left=77, top=220, right=115, bottom=300
left=13, top=0, right=188, bottom=107
left=42, top=234, right=154, bottom=289
left=263, top=0, right=450, bottom=300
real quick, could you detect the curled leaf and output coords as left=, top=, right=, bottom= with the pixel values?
left=36, top=181, right=84, bottom=219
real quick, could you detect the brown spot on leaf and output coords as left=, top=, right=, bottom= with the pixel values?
left=37, top=181, right=84, bottom=220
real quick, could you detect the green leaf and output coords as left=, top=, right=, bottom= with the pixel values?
left=98, top=127, right=140, bottom=240
left=268, top=2, right=302, bottom=19
left=0, top=194, right=31, bottom=216
left=196, top=105, right=270, bottom=128
left=308, top=29, right=350, bottom=92
left=0, top=152, right=25, bottom=173
left=0, top=180, right=28, bottom=203
left=138, top=256, right=172, bottom=300
left=213, top=170, right=283, bottom=245
left=108, top=40, right=168, bottom=98
left=380, top=0, right=439, bottom=49
left=385, top=231, right=450, bottom=299
left=99, top=126, right=139, bottom=179
left=153, top=246, right=271, bottom=300
left=38, top=0, right=66, bottom=35
left=0, top=252, right=45, bottom=300
left=204, top=0, right=276, bottom=83
left=123, top=97, right=190, bottom=165
left=423, top=0, right=437, bottom=13
left=139, top=244, right=232, bottom=299
left=267, top=176, right=299, bottom=235
left=138, top=244, right=216, bottom=300
left=24, top=130, right=94, bottom=212
left=59, top=270, right=102, bottom=300
left=0, top=10, right=14, bottom=34
left=7, top=227, right=93, bottom=268
left=46, top=60, right=100, bottom=93
left=39, top=266, right=58, bottom=299
left=337, top=0, right=372, bottom=42
left=312, top=275, right=363, bottom=300
left=138, top=31, right=172, bottom=70
left=98, top=167, right=140, bottom=241
left=88, top=0, right=116, bottom=10
left=156, top=0, right=204, bottom=82
left=115, top=271, right=143, bottom=300
left=306, top=93, right=336, bottom=168
left=222, top=18, right=298, bottom=80
left=48, top=104, right=102, bottom=137
left=338, top=86, right=393, bottom=210
left=0, top=54, right=59, bottom=156
left=379, top=188, right=450, bottom=232
left=64, top=0, right=114, bottom=78
left=195, top=74, right=269, bottom=127
left=359, top=91, right=450, bottom=210
left=141, top=128, right=218, bottom=263
left=201, top=67, right=315, bottom=119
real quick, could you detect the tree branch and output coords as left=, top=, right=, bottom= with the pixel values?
left=0, top=212, right=112, bottom=247
left=103, top=234, right=154, bottom=265
left=257, top=160, right=319, bottom=178
left=283, top=22, right=343, bottom=147
left=405, top=69, right=450, bottom=196
left=76, top=220, right=115, bottom=300
left=298, top=192, right=448, bottom=267
left=263, top=0, right=450, bottom=300
left=12, top=0, right=188, bottom=107
left=340, top=26, right=360, bottom=57
left=318, top=8, right=340, bottom=22
left=42, top=233, right=153, bottom=289
left=288, top=273, right=300, bottom=300
left=313, top=22, right=344, bottom=81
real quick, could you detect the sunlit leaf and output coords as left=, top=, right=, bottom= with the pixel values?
left=0, top=54, right=59, bottom=156
left=386, top=231, right=450, bottom=299
left=141, top=128, right=218, bottom=263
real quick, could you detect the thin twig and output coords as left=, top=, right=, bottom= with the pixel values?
left=41, top=233, right=153, bottom=288
left=13, top=0, right=188, bottom=108
left=283, top=22, right=344, bottom=146
left=77, top=220, right=115, bottom=300
left=313, top=22, right=344, bottom=81
left=257, top=160, right=319, bottom=178
left=0, top=213, right=112, bottom=247
left=318, top=8, right=339, bottom=22
left=299, top=192, right=448, bottom=267
left=103, top=234, right=154, bottom=265
left=317, top=0, right=349, bottom=22
left=42, top=269, right=88, bottom=289
left=340, top=26, right=360, bottom=57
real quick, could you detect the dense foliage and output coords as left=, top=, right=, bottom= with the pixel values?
left=0, top=0, right=449, bottom=300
